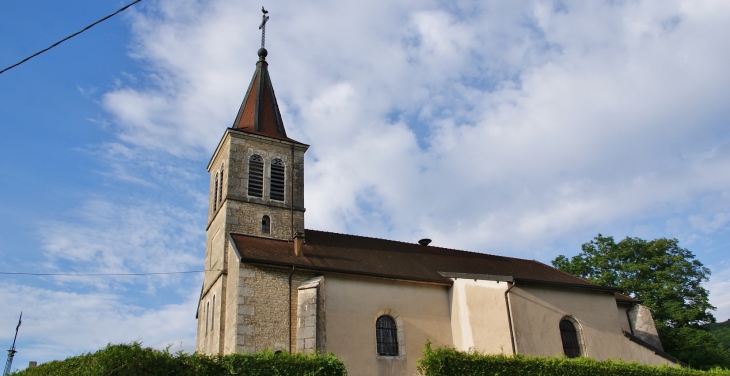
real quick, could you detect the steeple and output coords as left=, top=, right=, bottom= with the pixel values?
left=231, top=47, right=290, bottom=139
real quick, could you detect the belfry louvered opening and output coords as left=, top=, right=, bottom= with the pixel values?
left=270, top=158, right=285, bottom=201
left=248, top=155, right=264, bottom=198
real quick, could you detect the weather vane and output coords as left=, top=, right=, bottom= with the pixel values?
left=259, top=7, right=270, bottom=49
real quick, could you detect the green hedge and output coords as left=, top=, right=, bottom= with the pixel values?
left=12, top=342, right=347, bottom=376
left=417, top=342, right=730, bottom=376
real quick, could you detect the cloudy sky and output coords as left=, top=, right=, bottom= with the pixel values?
left=1, top=0, right=730, bottom=369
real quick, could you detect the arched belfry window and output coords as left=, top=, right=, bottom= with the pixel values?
left=559, top=318, right=582, bottom=358
left=248, top=155, right=264, bottom=197
left=270, top=158, right=285, bottom=201
left=262, top=216, right=271, bottom=234
left=376, top=315, right=398, bottom=356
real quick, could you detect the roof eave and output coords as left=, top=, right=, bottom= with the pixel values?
left=513, top=277, right=624, bottom=293
left=238, top=257, right=453, bottom=286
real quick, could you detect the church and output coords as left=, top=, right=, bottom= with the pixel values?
left=195, top=30, right=680, bottom=376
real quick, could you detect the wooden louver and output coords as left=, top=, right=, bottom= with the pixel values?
left=248, top=155, right=264, bottom=198
left=270, top=159, right=285, bottom=201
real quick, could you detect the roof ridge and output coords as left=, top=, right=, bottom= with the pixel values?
left=304, top=228, right=542, bottom=263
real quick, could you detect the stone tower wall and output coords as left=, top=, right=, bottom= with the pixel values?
left=225, top=131, right=306, bottom=241
left=198, top=129, right=309, bottom=355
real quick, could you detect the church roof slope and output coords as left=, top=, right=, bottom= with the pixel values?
left=229, top=230, right=624, bottom=293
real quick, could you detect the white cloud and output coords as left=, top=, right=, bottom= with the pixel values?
left=0, top=282, right=198, bottom=367
left=95, top=0, right=730, bottom=321
left=709, top=261, right=730, bottom=323
left=39, top=197, right=204, bottom=291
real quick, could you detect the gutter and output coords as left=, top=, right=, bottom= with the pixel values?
left=504, top=281, right=517, bottom=355
left=241, top=259, right=453, bottom=286
left=513, top=278, right=624, bottom=293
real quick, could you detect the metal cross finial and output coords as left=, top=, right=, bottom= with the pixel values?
left=259, top=7, right=270, bottom=49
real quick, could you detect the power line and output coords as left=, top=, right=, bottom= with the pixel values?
left=0, top=0, right=143, bottom=76
left=0, top=270, right=217, bottom=277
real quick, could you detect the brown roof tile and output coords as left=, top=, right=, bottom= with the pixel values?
left=230, top=230, right=624, bottom=295
left=232, top=54, right=295, bottom=142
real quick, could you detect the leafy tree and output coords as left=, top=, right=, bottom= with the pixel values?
left=658, top=326, right=730, bottom=370
left=708, top=320, right=730, bottom=350
left=552, top=235, right=730, bottom=369
left=552, top=234, right=715, bottom=327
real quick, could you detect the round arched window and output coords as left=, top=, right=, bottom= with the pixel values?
left=262, top=216, right=271, bottom=234
left=559, top=318, right=581, bottom=358
left=376, top=315, right=398, bottom=356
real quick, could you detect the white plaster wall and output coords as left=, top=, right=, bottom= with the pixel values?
left=323, top=274, right=453, bottom=376
left=616, top=303, right=632, bottom=333
left=509, top=284, right=673, bottom=366
left=448, top=278, right=513, bottom=354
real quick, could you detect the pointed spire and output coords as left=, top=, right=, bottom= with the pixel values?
left=232, top=8, right=288, bottom=140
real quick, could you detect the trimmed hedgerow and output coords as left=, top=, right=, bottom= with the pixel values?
left=12, top=342, right=346, bottom=376
left=417, top=342, right=730, bottom=376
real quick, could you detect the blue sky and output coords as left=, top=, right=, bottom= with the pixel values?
left=2, top=0, right=730, bottom=370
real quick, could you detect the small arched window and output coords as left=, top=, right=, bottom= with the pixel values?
left=212, top=295, right=216, bottom=331
left=270, top=159, right=285, bottom=201
left=559, top=318, right=581, bottom=358
left=376, top=315, right=398, bottom=356
left=262, top=216, right=271, bottom=234
left=248, top=155, right=264, bottom=198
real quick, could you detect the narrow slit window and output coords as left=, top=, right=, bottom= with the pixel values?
left=560, top=318, right=581, bottom=358
left=262, top=215, right=271, bottom=234
left=248, top=155, right=264, bottom=197
left=213, top=172, right=219, bottom=211
left=270, top=159, right=285, bottom=201
left=212, top=295, right=215, bottom=331
left=205, top=302, right=209, bottom=335
left=376, top=315, right=398, bottom=356
left=218, top=164, right=224, bottom=206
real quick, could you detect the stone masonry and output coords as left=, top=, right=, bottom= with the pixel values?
left=197, top=127, right=309, bottom=355
left=234, top=263, right=319, bottom=353
left=297, top=276, right=324, bottom=354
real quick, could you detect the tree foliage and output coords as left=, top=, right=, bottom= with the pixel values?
left=12, top=342, right=347, bottom=376
left=552, top=234, right=715, bottom=327
left=707, top=320, right=730, bottom=350
left=658, top=326, right=730, bottom=370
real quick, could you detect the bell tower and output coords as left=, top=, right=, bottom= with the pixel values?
left=196, top=12, right=309, bottom=353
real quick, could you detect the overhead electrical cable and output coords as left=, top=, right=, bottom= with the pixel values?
left=0, top=0, right=143, bottom=76
left=0, top=270, right=217, bottom=277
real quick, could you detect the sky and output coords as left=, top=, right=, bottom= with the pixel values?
left=1, top=0, right=730, bottom=370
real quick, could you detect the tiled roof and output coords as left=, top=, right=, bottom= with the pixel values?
left=230, top=230, right=627, bottom=296
left=615, top=291, right=642, bottom=303
left=232, top=52, right=294, bottom=142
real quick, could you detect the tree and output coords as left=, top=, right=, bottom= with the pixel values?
left=657, top=326, right=730, bottom=370
left=552, top=234, right=715, bottom=327
left=552, top=235, right=730, bottom=369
